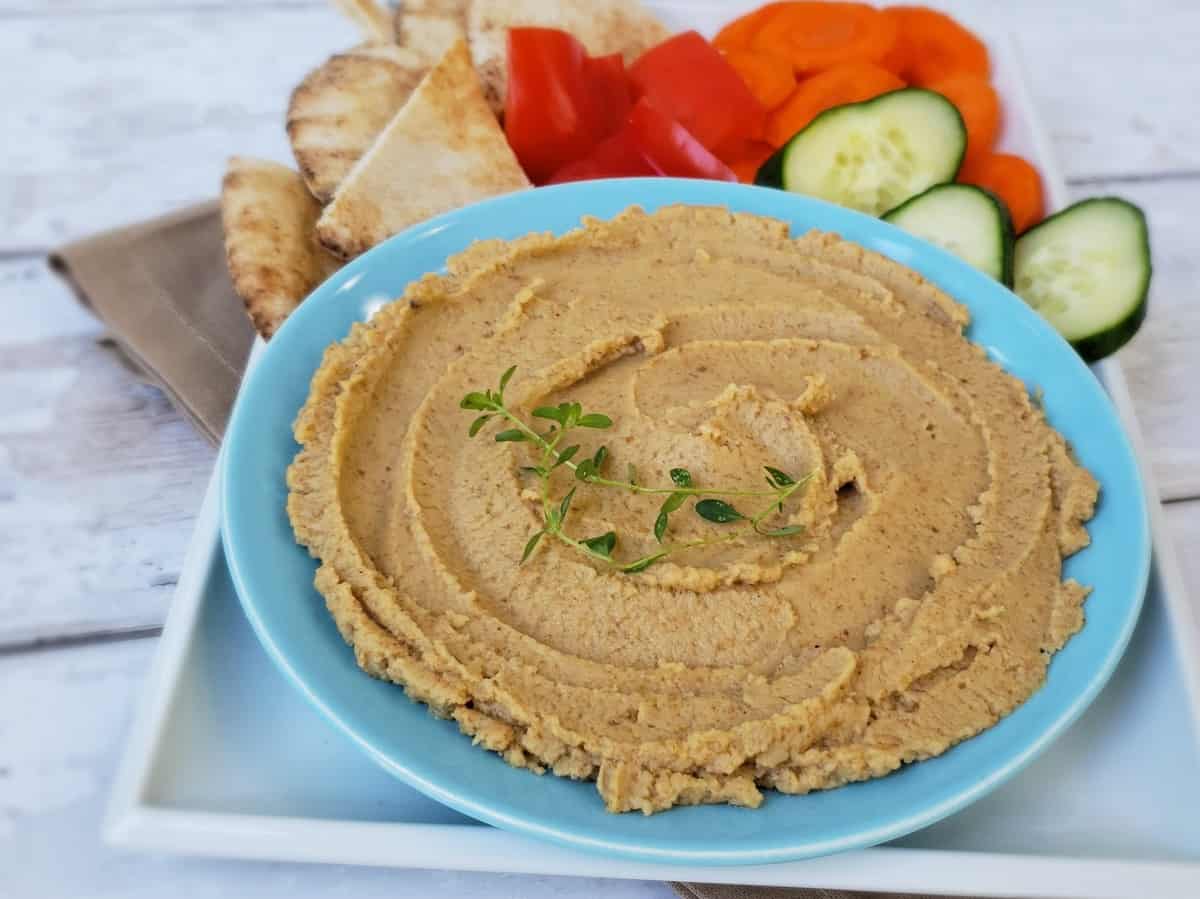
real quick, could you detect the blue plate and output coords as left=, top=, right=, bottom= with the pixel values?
left=222, top=178, right=1150, bottom=865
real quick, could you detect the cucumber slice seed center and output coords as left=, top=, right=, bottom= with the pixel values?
left=903, top=227, right=969, bottom=260
left=817, top=123, right=918, bottom=216
left=1016, top=244, right=1116, bottom=322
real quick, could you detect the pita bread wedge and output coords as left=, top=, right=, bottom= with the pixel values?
left=468, top=0, right=670, bottom=113
left=220, top=157, right=341, bottom=339
left=393, top=0, right=469, bottom=66
left=395, top=0, right=470, bottom=31
left=396, top=15, right=468, bottom=67
left=401, top=0, right=471, bottom=13
left=315, top=39, right=530, bottom=260
left=328, top=0, right=394, bottom=43
left=287, top=43, right=429, bottom=203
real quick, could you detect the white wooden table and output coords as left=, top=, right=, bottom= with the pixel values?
left=2, top=2, right=1198, bottom=896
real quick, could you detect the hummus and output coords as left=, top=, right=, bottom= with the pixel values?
left=288, top=206, right=1098, bottom=814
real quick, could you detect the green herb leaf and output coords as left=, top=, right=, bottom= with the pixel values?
left=559, top=487, right=577, bottom=522
left=654, top=492, right=687, bottom=544
left=695, top=499, right=744, bottom=523
left=626, top=463, right=638, bottom=486
left=460, top=391, right=492, bottom=411
left=519, top=465, right=546, bottom=477
left=621, top=551, right=669, bottom=573
left=758, top=524, right=805, bottom=537
left=533, top=406, right=566, bottom=424
left=498, top=365, right=517, bottom=396
left=521, top=530, right=543, bottom=563
left=592, top=445, right=609, bottom=471
left=764, top=466, right=795, bottom=487
left=577, top=413, right=612, bottom=429
left=669, top=468, right=693, bottom=488
left=554, top=445, right=580, bottom=468
left=495, top=429, right=528, bottom=442
left=567, top=402, right=583, bottom=426
left=575, top=459, right=596, bottom=481
left=468, top=414, right=492, bottom=437
left=581, top=531, right=617, bottom=558
left=653, top=508, right=670, bottom=542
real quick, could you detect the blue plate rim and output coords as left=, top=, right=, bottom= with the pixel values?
left=221, top=177, right=1151, bottom=865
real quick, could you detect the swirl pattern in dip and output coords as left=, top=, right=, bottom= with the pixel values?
left=288, top=206, right=1098, bottom=814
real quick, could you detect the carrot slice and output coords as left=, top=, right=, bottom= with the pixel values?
left=765, top=62, right=904, bottom=147
left=926, top=72, right=1000, bottom=163
left=958, top=153, right=1044, bottom=232
left=720, top=139, right=777, bottom=183
left=713, top=3, right=788, bottom=53
left=877, top=27, right=910, bottom=76
left=882, top=6, right=989, bottom=85
left=722, top=48, right=797, bottom=109
left=750, top=2, right=899, bottom=76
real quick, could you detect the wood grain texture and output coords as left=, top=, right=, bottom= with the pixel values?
left=0, top=6, right=360, bottom=252
left=1099, top=180, right=1200, bottom=501
left=0, top=257, right=214, bottom=649
left=3, top=2, right=1200, bottom=249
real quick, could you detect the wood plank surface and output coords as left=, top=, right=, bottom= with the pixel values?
left=0, top=6, right=359, bottom=252
left=0, top=257, right=214, bottom=649
left=2, top=2, right=1200, bottom=250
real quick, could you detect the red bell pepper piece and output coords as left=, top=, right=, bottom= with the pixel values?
left=628, top=31, right=767, bottom=156
left=583, top=52, right=633, bottom=140
left=505, top=29, right=599, bottom=183
left=625, top=98, right=738, bottom=182
left=546, top=129, right=656, bottom=184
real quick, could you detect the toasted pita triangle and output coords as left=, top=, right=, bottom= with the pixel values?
left=287, top=43, right=429, bottom=203
left=220, top=157, right=341, bottom=339
left=401, top=0, right=471, bottom=13
left=327, top=0, right=394, bottom=43
left=468, top=0, right=670, bottom=113
left=392, top=0, right=469, bottom=67
left=394, top=0, right=470, bottom=36
left=396, top=15, right=467, bottom=67
left=315, top=39, right=530, bottom=260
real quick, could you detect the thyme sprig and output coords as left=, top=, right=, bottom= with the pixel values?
left=462, top=367, right=812, bottom=572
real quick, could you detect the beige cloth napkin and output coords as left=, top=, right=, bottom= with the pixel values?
left=51, top=204, right=976, bottom=899
left=49, top=201, right=254, bottom=443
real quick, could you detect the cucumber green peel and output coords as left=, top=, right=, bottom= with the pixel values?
left=1013, top=197, right=1151, bottom=362
left=756, top=88, right=966, bottom=217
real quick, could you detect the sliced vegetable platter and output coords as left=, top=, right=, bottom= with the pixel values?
left=500, top=2, right=1151, bottom=362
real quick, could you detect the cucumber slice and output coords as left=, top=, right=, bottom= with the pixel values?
left=883, top=183, right=1015, bottom=284
left=756, top=88, right=965, bottom=216
left=1013, top=198, right=1151, bottom=362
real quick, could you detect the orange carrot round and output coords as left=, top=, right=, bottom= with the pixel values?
left=877, top=31, right=910, bottom=77
left=882, top=6, right=989, bottom=85
left=959, top=153, right=1045, bottom=232
left=722, top=48, right=797, bottom=109
left=926, top=72, right=1001, bottom=163
left=749, top=2, right=899, bottom=76
left=713, top=3, right=788, bottom=53
left=765, top=62, right=904, bottom=147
